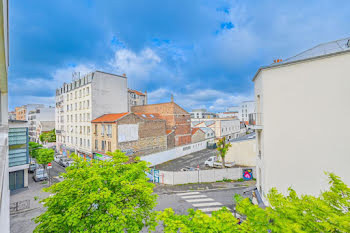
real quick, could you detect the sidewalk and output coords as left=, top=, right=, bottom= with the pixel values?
left=154, top=180, right=256, bottom=194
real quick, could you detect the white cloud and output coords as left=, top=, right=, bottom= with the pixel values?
left=109, top=48, right=161, bottom=79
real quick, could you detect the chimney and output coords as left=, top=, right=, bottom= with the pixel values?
left=171, top=94, right=174, bottom=103
left=144, top=90, right=148, bottom=105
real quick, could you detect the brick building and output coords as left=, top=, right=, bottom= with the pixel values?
left=131, top=102, right=192, bottom=146
left=91, top=112, right=167, bottom=157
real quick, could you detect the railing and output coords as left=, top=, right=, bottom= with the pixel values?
left=248, top=113, right=263, bottom=126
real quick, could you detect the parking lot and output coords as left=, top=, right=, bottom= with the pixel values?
left=155, top=149, right=218, bottom=171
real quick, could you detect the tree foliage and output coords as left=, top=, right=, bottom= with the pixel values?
left=28, top=141, right=43, bottom=159
left=36, top=148, right=54, bottom=166
left=34, top=150, right=157, bottom=233
left=159, top=173, right=350, bottom=232
left=40, top=129, right=56, bottom=143
left=216, top=137, right=232, bottom=168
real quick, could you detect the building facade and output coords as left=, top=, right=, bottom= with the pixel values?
left=0, top=0, right=10, bottom=230
left=253, top=38, right=350, bottom=205
left=28, top=107, right=55, bottom=143
left=15, top=104, right=45, bottom=121
left=191, top=127, right=215, bottom=143
left=92, top=112, right=167, bottom=157
left=217, top=111, right=239, bottom=118
left=192, top=118, right=243, bottom=140
left=8, top=121, right=29, bottom=191
left=238, top=101, right=255, bottom=124
left=55, top=71, right=128, bottom=158
left=128, top=89, right=147, bottom=111
left=190, top=109, right=217, bottom=119
left=131, top=102, right=192, bottom=146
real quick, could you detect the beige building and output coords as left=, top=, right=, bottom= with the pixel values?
left=128, top=89, right=147, bottom=111
left=55, top=71, right=128, bottom=159
left=253, top=37, right=350, bottom=204
left=226, top=137, right=256, bottom=166
left=92, top=112, right=167, bottom=157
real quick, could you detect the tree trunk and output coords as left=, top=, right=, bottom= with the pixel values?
left=222, top=156, right=225, bottom=168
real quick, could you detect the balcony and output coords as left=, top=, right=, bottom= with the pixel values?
left=248, top=113, right=263, bottom=130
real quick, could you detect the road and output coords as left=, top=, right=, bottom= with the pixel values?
left=156, top=149, right=217, bottom=171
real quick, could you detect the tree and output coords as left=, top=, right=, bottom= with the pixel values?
left=28, top=141, right=43, bottom=159
left=36, top=148, right=54, bottom=169
left=216, top=137, right=232, bottom=168
left=40, top=129, right=56, bottom=144
left=34, top=150, right=157, bottom=232
left=158, top=173, right=350, bottom=232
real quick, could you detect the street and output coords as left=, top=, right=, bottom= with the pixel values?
left=156, top=149, right=217, bottom=171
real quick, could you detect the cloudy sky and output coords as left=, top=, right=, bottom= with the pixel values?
left=9, top=0, right=350, bottom=112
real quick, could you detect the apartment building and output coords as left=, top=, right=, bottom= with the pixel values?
left=55, top=71, right=128, bottom=158
left=0, top=0, right=9, bottom=231
left=15, top=104, right=45, bottom=121
left=92, top=112, right=167, bottom=157
left=239, top=101, right=255, bottom=124
left=8, top=111, right=15, bottom=120
left=28, top=106, right=55, bottom=142
left=190, top=109, right=217, bottom=119
left=252, top=37, right=350, bottom=205
left=8, top=121, right=29, bottom=191
left=131, top=101, right=192, bottom=146
left=128, top=89, right=147, bottom=111
left=192, top=118, right=243, bottom=140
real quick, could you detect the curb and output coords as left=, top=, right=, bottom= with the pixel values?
left=155, top=184, right=255, bottom=195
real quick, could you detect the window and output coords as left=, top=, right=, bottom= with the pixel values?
left=101, top=141, right=105, bottom=150
left=107, top=125, right=112, bottom=137
left=80, top=126, right=82, bottom=134
left=87, top=126, right=90, bottom=134
left=87, top=113, right=90, bottom=121
left=83, top=139, right=86, bottom=147
left=87, top=100, right=89, bottom=109
left=79, top=90, right=82, bottom=98
left=70, top=93, right=73, bottom=99
left=107, top=141, right=111, bottom=151
left=75, top=91, right=77, bottom=99
left=87, top=139, right=90, bottom=147
left=86, top=87, right=89, bottom=95
left=67, top=105, right=69, bottom=111
left=75, top=114, right=77, bottom=122
left=95, top=140, right=98, bottom=150
left=95, top=125, right=97, bottom=134
left=75, top=103, right=77, bottom=110
left=75, top=137, right=78, bottom=145
left=80, top=114, right=82, bottom=122
left=101, top=125, right=105, bottom=136
left=80, top=138, right=82, bottom=146
left=83, top=126, right=86, bottom=134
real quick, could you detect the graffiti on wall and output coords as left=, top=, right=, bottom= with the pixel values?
left=243, top=169, right=253, bottom=181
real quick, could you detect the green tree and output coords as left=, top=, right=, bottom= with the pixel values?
left=34, top=150, right=157, bottom=233
left=40, top=129, right=56, bottom=143
left=216, top=137, right=232, bottom=168
left=158, top=173, right=350, bottom=232
left=36, top=148, right=54, bottom=169
left=28, top=141, right=43, bottom=159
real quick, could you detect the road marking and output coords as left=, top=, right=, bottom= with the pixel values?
left=198, top=207, right=230, bottom=212
left=192, top=202, right=223, bottom=207
left=186, top=198, right=214, bottom=202
left=176, top=192, right=200, bottom=196
left=181, top=195, right=207, bottom=199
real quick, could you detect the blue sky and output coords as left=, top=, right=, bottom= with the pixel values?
left=8, top=0, right=350, bottom=112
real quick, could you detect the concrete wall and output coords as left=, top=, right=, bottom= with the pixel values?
left=158, top=167, right=256, bottom=185
left=141, top=139, right=210, bottom=166
left=255, top=51, right=350, bottom=200
left=226, top=139, right=256, bottom=166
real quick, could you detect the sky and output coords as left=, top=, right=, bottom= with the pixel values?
left=8, top=0, right=350, bottom=112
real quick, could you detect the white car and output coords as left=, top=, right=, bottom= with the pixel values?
left=205, top=156, right=235, bottom=168
left=54, top=154, right=63, bottom=163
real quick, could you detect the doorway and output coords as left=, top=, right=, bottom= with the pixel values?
left=9, top=170, right=24, bottom=190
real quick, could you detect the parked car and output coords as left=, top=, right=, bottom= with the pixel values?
left=58, top=157, right=68, bottom=167
left=180, top=166, right=199, bottom=171
left=204, top=156, right=235, bottom=168
left=66, top=160, right=75, bottom=167
left=33, top=168, right=48, bottom=182
left=54, top=154, right=63, bottom=163
left=29, top=161, right=39, bottom=173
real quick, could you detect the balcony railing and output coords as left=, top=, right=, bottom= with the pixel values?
left=248, top=113, right=263, bottom=126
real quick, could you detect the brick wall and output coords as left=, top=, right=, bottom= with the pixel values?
left=131, top=102, right=192, bottom=146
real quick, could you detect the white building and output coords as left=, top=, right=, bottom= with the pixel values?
left=253, top=37, right=350, bottom=205
left=55, top=71, right=128, bottom=159
left=190, top=109, right=217, bottom=119
left=28, top=106, right=55, bottom=142
left=217, top=111, right=239, bottom=118
left=192, top=118, right=243, bottom=140
left=239, top=101, right=255, bottom=124
left=128, top=89, right=147, bottom=111
left=0, top=0, right=9, bottom=231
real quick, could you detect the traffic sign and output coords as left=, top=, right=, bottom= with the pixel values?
left=47, top=163, right=52, bottom=169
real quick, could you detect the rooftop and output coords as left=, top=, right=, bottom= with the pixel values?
left=92, top=113, right=129, bottom=123
left=128, top=89, right=146, bottom=96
